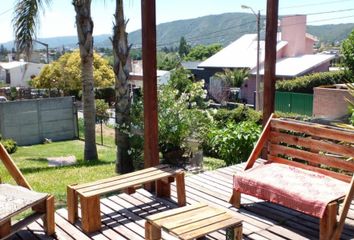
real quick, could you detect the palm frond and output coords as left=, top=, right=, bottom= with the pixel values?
left=12, top=0, right=51, bottom=60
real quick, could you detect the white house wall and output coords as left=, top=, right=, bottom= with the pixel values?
left=8, top=63, right=45, bottom=87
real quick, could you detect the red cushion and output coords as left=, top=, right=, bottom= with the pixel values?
left=233, top=162, right=349, bottom=218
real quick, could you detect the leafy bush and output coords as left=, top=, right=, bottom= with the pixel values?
left=129, top=97, right=144, bottom=169
left=349, top=106, right=354, bottom=126
left=212, top=105, right=262, bottom=126
left=276, top=71, right=350, bottom=93
left=203, top=121, right=261, bottom=165
left=341, top=29, right=354, bottom=74
left=95, top=99, right=110, bottom=123
left=184, top=44, right=222, bottom=61
left=158, top=75, right=209, bottom=164
left=0, top=135, right=17, bottom=154
left=157, top=52, right=180, bottom=71
left=169, top=67, right=194, bottom=94
left=33, top=51, right=115, bottom=95
left=95, top=87, right=115, bottom=106
left=158, top=86, right=191, bottom=154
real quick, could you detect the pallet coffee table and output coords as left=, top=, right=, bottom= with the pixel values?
left=67, top=164, right=186, bottom=233
left=145, top=203, right=242, bottom=240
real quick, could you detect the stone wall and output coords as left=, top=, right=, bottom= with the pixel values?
left=313, top=86, right=353, bottom=119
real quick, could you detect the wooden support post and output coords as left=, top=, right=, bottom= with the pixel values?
left=44, top=195, right=55, bottom=235
left=233, top=224, right=243, bottom=240
left=141, top=0, right=159, bottom=170
left=67, top=185, right=78, bottom=223
left=320, top=202, right=337, bottom=240
left=80, top=195, right=101, bottom=233
left=145, top=221, right=161, bottom=240
left=155, top=179, right=171, bottom=198
left=229, top=189, right=241, bottom=209
left=0, top=220, right=11, bottom=239
left=262, top=0, right=279, bottom=127
left=175, top=171, right=186, bottom=206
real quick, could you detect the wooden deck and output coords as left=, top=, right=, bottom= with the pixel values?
left=8, top=163, right=354, bottom=240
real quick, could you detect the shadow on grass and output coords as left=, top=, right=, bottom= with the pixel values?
left=19, top=158, right=113, bottom=175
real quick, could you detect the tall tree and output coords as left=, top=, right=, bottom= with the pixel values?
left=178, top=36, right=190, bottom=58
left=13, top=0, right=98, bottom=161
left=111, top=0, right=134, bottom=173
left=73, top=0, right=98, bottom=161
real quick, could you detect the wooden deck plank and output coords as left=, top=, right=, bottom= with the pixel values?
left=18, top=164, right=354, bottom=240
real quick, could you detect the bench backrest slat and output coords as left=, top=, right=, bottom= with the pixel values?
left=266, top=118, right=354, bottom=182
left=268, top=155, right=352, bottom=183
left=271, top=119, right=354, bottom=144
left=270, top=131, right=354, bottom=158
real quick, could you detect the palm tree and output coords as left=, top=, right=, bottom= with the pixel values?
left=13, top=0, right=98, bottom=161
left=215, top=68, right=249, bottom=88
left=12, top=0, right=51, bottom=61
left=73, top=0, right=98, bottom=161
left=111, top=0, right=134, bottom=173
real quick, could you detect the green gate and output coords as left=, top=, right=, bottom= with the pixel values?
left=275, top=92, right=313, bottom=116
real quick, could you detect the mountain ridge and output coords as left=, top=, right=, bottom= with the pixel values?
left=1, top=12, right=353, bottom=49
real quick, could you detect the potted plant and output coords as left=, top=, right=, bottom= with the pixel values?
left=158, top=86, right=190, bottom=166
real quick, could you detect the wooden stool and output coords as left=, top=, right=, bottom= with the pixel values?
left=145, top=203, right=242, bottom=240
left=67, top=164, right=186, bottom=233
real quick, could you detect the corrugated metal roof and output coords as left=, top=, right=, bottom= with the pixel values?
left=198, top=34, right=287, bottom=69
left=251, top=54, right=335, bottom=77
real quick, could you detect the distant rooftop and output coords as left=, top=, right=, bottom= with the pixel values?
left=198, top=34, right=288, bottom=69
left=181, top=61, right=203, bottom=70
left=0, top=61, right=27, bottom=70
left=251, top=54, right=335, bottom=77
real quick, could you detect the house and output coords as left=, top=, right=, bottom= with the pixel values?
left=198, top=15, right=335, bottom=105
left=0, top=60, right=45, bottom=87
left=128, top=60, right=171, bottom=88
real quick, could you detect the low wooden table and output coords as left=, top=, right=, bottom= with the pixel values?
left=67, top=164, right=186, bottom=233
left=145, top=203, right=242, bottom=240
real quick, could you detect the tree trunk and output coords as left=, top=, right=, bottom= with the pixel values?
left=112, top=0, right=133, bottom=173
left=73, top=0, right=98, bottom=161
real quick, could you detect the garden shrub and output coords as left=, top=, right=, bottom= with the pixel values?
left=95, top=99, right=110, bottom=123
left=0, top=135, right=17, bottom=154
left=95, top=87, right=115, bottom=106
left=212, top=105, right=262, bottom=126
left=129, top=97, right=144, bottom=169
left=202, top=121, right=261, bottom=165
left=276, top=71, right=350, bottom=93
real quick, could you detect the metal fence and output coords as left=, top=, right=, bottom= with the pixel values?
left=275, top=91, right=313, bottom=116
left=0, top=97, right=78, bottom=145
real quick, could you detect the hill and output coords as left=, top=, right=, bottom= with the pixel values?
left=1, top=12, right=353, bottom=49
left=307, top=23, right=354, bottom=44
left=0, top=34, right=111, bottom=50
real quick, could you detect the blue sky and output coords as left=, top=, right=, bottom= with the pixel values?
left=0, top=0, right=354, bottom=43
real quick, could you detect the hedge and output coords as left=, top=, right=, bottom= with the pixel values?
left=276, top=71, right=351, bottom=93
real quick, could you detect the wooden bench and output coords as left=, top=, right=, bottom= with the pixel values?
left=0, top=143, right=55, bottom=239
left=145, top=203, right=242, bottom=240
left=67, top=164, right=186, bottom=233
left=229, top=114, right=354, bottom=240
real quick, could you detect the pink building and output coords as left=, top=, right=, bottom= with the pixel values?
left=198, top=15, right=335, bottom=105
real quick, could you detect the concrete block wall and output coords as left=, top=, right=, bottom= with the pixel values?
left=0, top=97, right=78, bottom=145
left=313, top=87, right=353, bottom=120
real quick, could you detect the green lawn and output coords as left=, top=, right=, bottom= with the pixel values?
left=0, top=140, right=117, bottom=209
left=0, top=138, right=225, bottom=210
